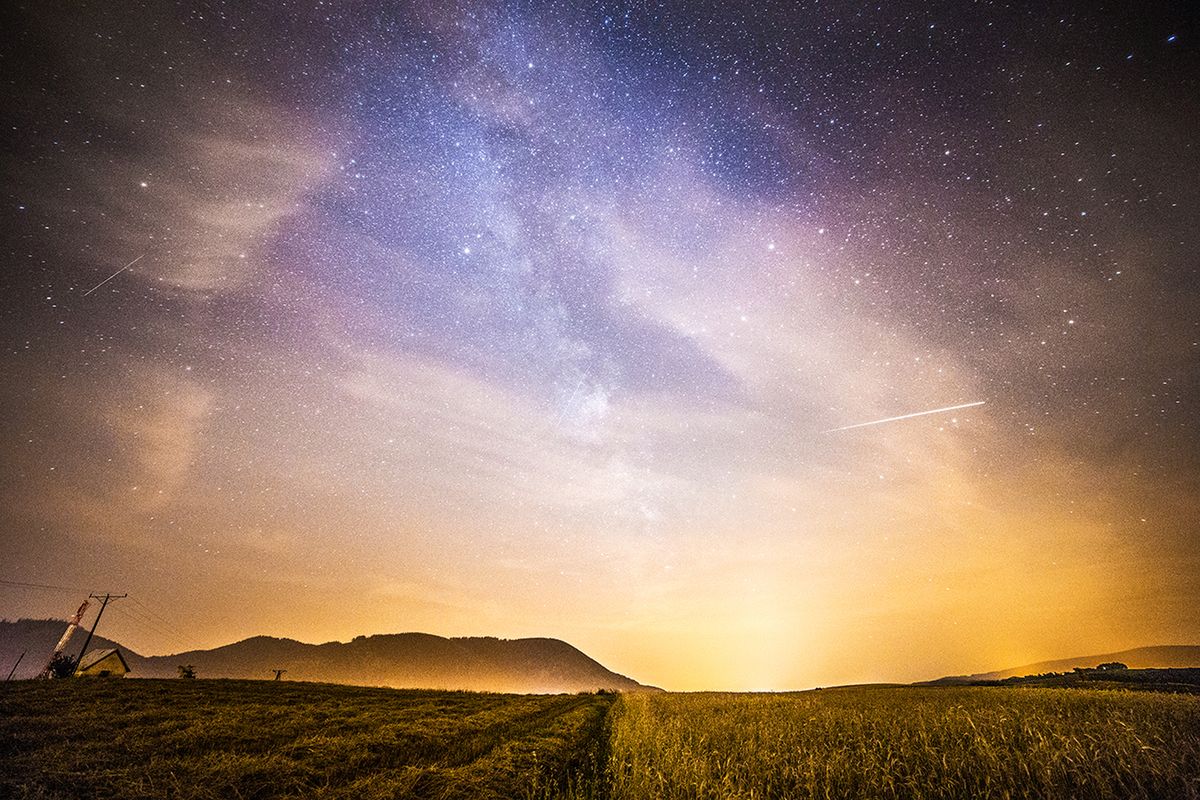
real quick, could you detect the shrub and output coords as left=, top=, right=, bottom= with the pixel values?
left=45, top=653, right=77, bottom=679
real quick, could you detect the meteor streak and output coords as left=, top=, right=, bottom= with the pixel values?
left=83, top=253, right=144, bottom=296
left=825, top=400, right=985, bottom=433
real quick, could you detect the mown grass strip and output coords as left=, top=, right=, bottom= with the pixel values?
left=0, top=679, right=615, bottom=800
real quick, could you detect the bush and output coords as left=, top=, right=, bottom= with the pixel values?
left=45, top=653, right=77, bottom=679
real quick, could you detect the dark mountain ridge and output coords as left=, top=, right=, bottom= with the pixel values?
left=0, top=619, right=656, bottom=693
left=924, top=645, right=1200, bottom=684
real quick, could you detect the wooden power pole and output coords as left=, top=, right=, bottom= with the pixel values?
left=73, top=593, right=126, bottom=673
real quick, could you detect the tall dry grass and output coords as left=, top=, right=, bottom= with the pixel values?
left=604, top=686, right=1200, bottom=799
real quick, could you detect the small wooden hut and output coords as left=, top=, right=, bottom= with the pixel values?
left=75, top=648, right=130, bottom=677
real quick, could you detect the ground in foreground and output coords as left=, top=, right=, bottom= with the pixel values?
left=2, top=680, right=1198, bottom=799
left=0, top=680, right=610, bottom=800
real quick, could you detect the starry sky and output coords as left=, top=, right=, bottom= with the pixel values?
left=2, top=1, right=1198, bottom=690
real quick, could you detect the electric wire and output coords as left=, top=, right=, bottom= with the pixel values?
left=0, top=578, right=83, bottom=593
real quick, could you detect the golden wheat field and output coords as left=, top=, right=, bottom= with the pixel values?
left=602, top=686, right=1200, bottom=800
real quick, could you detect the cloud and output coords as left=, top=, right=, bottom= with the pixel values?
left=104, top=370, right=213, bottom=512
left=1, top=5, right=333, bottom=297
left=339, top=351, right=692, bottom=523
left=1, top=365, right=212, bottom=552
left=82, top=96, right=331, bottom=294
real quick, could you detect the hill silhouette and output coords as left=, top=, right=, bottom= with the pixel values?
left=0, top=619, right=126, bottom=680
left=926, top=645, right=1200, bottom=684
left=0, top=619, right=654, bottom=693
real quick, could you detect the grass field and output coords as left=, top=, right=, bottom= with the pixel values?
left=0, top=680, right=611, bottom=799
left=2, top=681, right=1198, bottom=799
left=606, top=687, right=1200, bottom=799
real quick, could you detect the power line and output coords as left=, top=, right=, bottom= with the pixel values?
left=107, top=604, right=175, bottom=641
left=2, top=580, right=177, bottom=628
left=2, top=580, right=194, bottom=654
left=129, top=596, right=184, bottom=633
left=0, top=578, right=83, bottom=593
left=110, top=594, right=193, bottom=654
left=74, top=593, right=125, bottom=668
left=126, top=596, right=191, bottom=649
left=107, top=604, right=190, bottom=653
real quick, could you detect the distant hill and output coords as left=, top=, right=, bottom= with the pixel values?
left=973, top=667, right=1200, bottom=693
left=0, top=619, right=128, bottom=680
left=0, top=619, right=655, bottom=693
left=926, top=645, right=1200, bottom=684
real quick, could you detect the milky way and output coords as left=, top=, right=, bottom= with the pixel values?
left=2, top=1, right=1197, bottom=689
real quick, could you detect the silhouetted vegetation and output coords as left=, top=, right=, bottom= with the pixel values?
left=978, top=667, right=1200, bottom=693
left=176, top=664, right=196, bottom=679
left=44, top=652, right=76, bottom=679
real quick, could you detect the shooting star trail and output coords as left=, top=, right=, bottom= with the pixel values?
left=824, top=400, right=985, bottom=433
left=82, top=254, right=145, bottom=296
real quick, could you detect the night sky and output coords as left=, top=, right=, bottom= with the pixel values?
left=2, top=1, right=1197, bottom=690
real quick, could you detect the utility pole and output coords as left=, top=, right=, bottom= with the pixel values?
left=74, top=593, right=126, bottom=673
left=6, top=651, right=26, bottom=681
